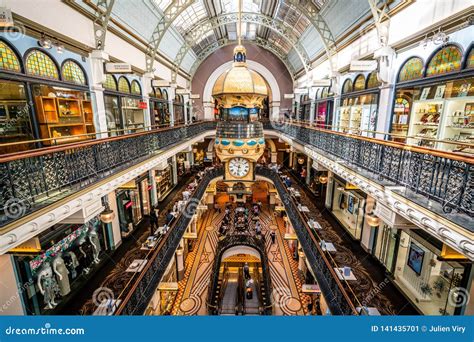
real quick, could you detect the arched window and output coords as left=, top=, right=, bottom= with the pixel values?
left=342, top=79, right=353, bottom=94
left=366, top=71, right=381, bottom=88
left=466, top=47, right=474, bottom=69
left=162, top=89, right=168, bottom=100
left=103, top=74, right=117, bottom=90
left=25, top=49, right=59, bottom=80
left=0, top=41, right=21, bottom=72
left=322, top=87, right=329, bottom=98
left=61, top=60, right=86, bottom=85
left=118, top=77, right=130, bottom=93
left=398, top=57, right=424, bottom=82
left=131, top=80, right=141, bottom=95
left=353, top=74, right=366, bottom=91
left=315, top=88, right=320, bottom=99
left=154, top=87, right=162, bottom=99
left=426, top=45, right=462, bottom=77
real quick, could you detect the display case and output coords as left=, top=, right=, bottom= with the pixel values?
left=121, top=97, right=145, bottom=133
left=337, top=106, right=351, bottom=133
left=407, top=100, right=443, bottom=148
left=438, top=98, right=474, bottom=154
left=155, top=167, right=173, bottom=201
left=391, top=93, right=413, bottom=142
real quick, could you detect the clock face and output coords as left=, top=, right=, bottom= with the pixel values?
left=228, top=157, right=250, bottom=177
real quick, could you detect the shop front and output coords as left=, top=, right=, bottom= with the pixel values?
left=314, top=86, right=334, bottom=128
left=389, top=44, right=474, bottom=154
left=154, top=157, right=176, bottom=202
left=173, top=94, right=185, bottom=124
left=336, top=71, right=380, bottom=137
left=299, top=94, right=311, bottom=122
left=392, top=229, right=472, bottom=315
left=11, top=216, right=112, bottom=315
left=150, top=87, right=170, bottom=126
left=328, top=176, right=366, bottom=240
left=115, top=173, right=152, bottom=237
left=0, top=38, right=95, bottom=154
left=103, top=74, right=146, bottom=136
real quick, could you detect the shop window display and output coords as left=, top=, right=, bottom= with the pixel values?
left=104, top=95, right=121, bottom=135
left=337, top=93, right=378, bottom=136
left=393, top=230, right=467, bottom=315
left=151, top=87, right=170, bottom=126
left=425, top=45, right=462, bottom=77
left=32, top=84, right=94, bottom=145
left=0, top=40, right=21, bottom=72
left=391, top=91, right=413, bottom=142
left=116, top=184, right=143, bottom=237
left=13, top=217, right=110, bottom=314
left=121, top=97, right=145, bottom=133
left=330, top=178, right=366, bottom=240
left=174, top=94, right=185, bottom=124
left=25, top=49, right=59, bottom=80
left=61, top=60, right=86, bottom=85
left=0, top=80, right=34, bottom=154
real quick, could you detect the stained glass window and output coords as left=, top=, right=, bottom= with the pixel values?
left=353, top=75, right=366, bottom=91
left=0, top=41, right=20, bottom=72
left=162, top=89, right=168, bottom=100
left=154, top=88, right=162, bottom=99
left=25, top=50, right=59, bottom=80
left=398, top=57, right=423, bottom=82
left=61, top=60, right=86, bottom=85
left=467, top=47, right=474, bottom=69
left=103, top=74, right=117, bottom=90
left=118, top=77, right=130, bottom=93
left=366, top=71, right=381, bottom=88
left=131, top=80, right=141, bottom=95
left=322, top=87, right=329, bottom=98
left=342, top=79, right=353, bottom=94
left=426, top=45, right=462, bottom=77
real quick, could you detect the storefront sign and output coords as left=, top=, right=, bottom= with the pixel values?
left=284, top=93, right=294, bottom=99
left=190, top=94, right=200, bottom=99
left=350, top=60, right=377, bottom=71
left=302, top=284, right=321, bottom=293
left=312, top=79, right=331, bottom=87
left=138, top=101, right=148, bottom=109
left=0, top=8, right=14, bottom=27
left=294, top=88, right=308, bottom=94
left=176, top=88, right=189, bottom=95
left=152, top=80, right=170, bottom=87
left=9, top=237, right=41, bottom=253
left=105, top=63, right=132, bottom=73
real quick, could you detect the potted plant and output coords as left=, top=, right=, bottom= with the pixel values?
left=420, top=283, right=433, bottom=297
left=433, top=279, right=445, bottom=298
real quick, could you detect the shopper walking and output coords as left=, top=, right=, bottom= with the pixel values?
left=270, top=231, right=276, bottom=244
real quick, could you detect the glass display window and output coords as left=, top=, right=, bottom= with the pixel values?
left=104, top=95, right=121, bottom=136
left=116, top=185, right=143, bottom=236
left=373, top=224, right=398, bottom=272
left=390, top=90, right=414, bottom=143
left=139, top=177, right=151, bottom=216
left=393, top=230, right=468, bottom=315
left=31, top=84, right=94, bottom=145
left=121, top=97, right=145, bottom=133
left=338, top=94, right=378, bottom=137
left=0, top=80, right=34, bottom=154
left=155, top=165, right=173, bottom=201
left=330, top=178, right=366, bottom=240
left=12, top=217, right=110, bottom=315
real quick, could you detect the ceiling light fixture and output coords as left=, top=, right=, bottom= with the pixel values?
left=38, top=34, right=52, bottom=49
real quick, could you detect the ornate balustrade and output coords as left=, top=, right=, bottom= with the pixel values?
left=115, top=167, right=223, bottom=315
left=263, top=121, right=473, bottom=219
left=0, top=121, right=216, bottom=228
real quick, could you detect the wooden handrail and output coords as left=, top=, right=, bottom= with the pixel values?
left=0, top=120, right=215, bottom=163
left=273, top=120, right=474, bottom=164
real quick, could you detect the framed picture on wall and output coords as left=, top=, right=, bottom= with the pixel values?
left=434, top=85, right=446, bottom=100
left=420, top=87, right=430, bottom=100
left=407, top=242, right=425, bottom=275
left=347, top=195, right=354, bottom=214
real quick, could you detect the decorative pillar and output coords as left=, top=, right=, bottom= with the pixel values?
left=306, top=157, right=312, bottom=185
left=90, top=50, right=109, bottom=138
left=203, top=101, right=214, bottom=120
left=172, top=155, right=178, bottom=185
left=149, top=169, right=158, bottom=207
left=298, top=249, right=306, bottom=274
left=270, top=152, right=277, bottom=163
left=176, top=242, right=185, bottom=280
left=141, top=72, right=154, bottom=130
left=375, top=83, right=394, bottom=140
left=325, top=171, right=334, bottom=209
left=182, top=94, right=191, bottom=124
left=309, top=100, right=316, bottom=124
left=270, top=101, right=280, bottom=120
left=107, top=191, right=122, bottom=249
left=165, top=86, right=176, bottom=126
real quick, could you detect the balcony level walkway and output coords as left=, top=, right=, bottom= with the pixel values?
left=285, top=170, right=418, bottom=315
left=59, top=174, right=194, bottom=315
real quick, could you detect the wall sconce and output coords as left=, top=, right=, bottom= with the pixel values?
left=100, top=202, right=115, bottom=224
left=38, top=34, right=52, bottom=49
left=318, top=175, right=328, bottom=184
left=365, top=214, right=381, bottom=227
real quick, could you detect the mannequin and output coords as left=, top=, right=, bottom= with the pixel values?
left=36, top=263, right=60, bottom=309
left=64, top=251, right=79, bottom=279
left=78, top=236, right=93, bottom=274
left=89, top=230, right=101, bottom=264
left=52, top=253, right=71, bottom=296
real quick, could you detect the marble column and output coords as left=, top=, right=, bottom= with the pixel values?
left=89, top=50, right=109, bottom=138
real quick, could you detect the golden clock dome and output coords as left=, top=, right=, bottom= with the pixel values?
left=212, top=66, right=268, bottom=97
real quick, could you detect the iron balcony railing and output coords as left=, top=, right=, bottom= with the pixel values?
left=263, top=121, right=473, bottom=221
left=115, top=167, right=224, bottom=315
left=216, top=121, right=263, bottom=139
left=256, top=166, right=359, bottom=315
left=0, top=121, right=216, bottom=228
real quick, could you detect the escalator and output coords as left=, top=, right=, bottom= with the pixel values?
left=219, top=271, right=239, bottom=315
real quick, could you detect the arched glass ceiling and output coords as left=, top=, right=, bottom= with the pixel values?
left=92, top=0, right=393, bottom=75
